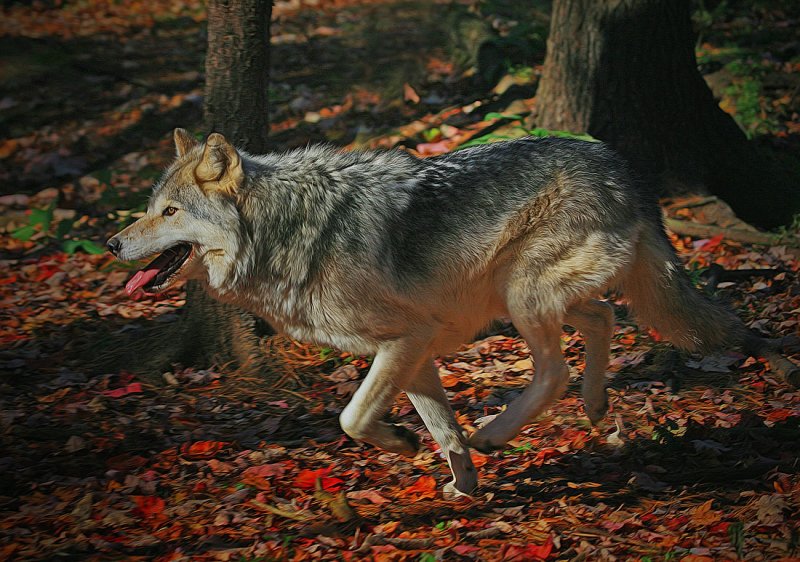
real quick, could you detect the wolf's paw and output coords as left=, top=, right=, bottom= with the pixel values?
left=468, top=430, right=506, bottom=454
left=444, top=449, right=478, bottom=498
left=443, top=478, right=476, bottom=500
left=386, top=423, right=420, bottom=457
left=584, top=396, right=608, bottom=426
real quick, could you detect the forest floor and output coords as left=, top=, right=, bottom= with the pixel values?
left=1, top=1, right=800, bottom=560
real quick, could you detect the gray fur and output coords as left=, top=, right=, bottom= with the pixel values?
left=109, top=133, right=752, bottom=496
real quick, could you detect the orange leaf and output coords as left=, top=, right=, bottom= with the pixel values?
left=441, top=374, right=462, bottom=388
left=181, top=440, right=226, bottom=459
left=293, top=467, right=344, bottom=492
left=533, top=447, right=561, bottom=466
left=0, top=139, right=19, bottom=159
left=133, top=495, right=165, bottom=519
left=403, top=475, right=437, bottom=499
left=471, top=453, right=489, bottom=468
left=691, top=499, right=721, bottom=526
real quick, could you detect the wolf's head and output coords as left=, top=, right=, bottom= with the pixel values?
left=107, top=129, right=247, bottom=295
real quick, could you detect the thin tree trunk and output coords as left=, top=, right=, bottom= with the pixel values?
left=153, top=0, right=274, bottom=376
left=204, top=0, right=271, bottom=152
left=534, top=0, right=797, bottom=229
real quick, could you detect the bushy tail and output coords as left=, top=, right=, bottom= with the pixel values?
left=620, top=220, right=748, bottom=353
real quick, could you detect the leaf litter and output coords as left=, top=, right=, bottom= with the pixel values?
left=2, top=1, right=800, bottom=560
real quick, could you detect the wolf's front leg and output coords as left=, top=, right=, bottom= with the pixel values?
left=339, top=337, right=431, bottom=457
left=406, top=360, right=477, bottom=496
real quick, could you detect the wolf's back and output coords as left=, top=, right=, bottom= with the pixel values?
left=619, top=219, right=748, bottom=352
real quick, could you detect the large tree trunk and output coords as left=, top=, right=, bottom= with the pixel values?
left=153, top=0, right=274, bottom=376
left=534, top=0, right=797, bottom=229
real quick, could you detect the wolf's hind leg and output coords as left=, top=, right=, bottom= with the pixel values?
left=564, top=299, right=614, bottom=424
left=469, top=316, right=569, bottom=452
left=339, top=338, right=430, bottom=457
left=406, top=360, right=477, bottom=496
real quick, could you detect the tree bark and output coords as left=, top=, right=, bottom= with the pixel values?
left=154, top=0, right=274, bottom=376
left=204, top=0, right=271, bottom=152
left=534, top=0, right=797, bottom=229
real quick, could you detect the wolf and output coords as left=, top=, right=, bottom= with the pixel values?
left=108, top=129, right=795, bottom=496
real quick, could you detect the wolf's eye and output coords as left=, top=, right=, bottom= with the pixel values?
left=162, top=206, right=178, bottom=217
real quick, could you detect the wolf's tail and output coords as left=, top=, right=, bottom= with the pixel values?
left=619, top=219, right=748, bottom=353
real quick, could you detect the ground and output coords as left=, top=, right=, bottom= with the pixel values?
left=1, top=1, right=799, bottom=560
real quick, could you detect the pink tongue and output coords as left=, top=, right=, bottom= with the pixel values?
left=125, top=268, right=160, bottom=296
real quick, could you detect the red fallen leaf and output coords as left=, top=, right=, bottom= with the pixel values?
left=0, top=275, right=17, bottom=285
left=181, top=440, right=226, bottom=459
left=132, top=495, right=165, bottom=519
left=533, top=447, right=561, bottom=466
left=102, top=382, right=142, bottom=398
left=664, top=514, right=690, bottom=530
left=453, top=545, right=480, bottom=556
left=294, top=467, right=344, bottom=492
left=698, top=233, right=725, bottom=251
left=403, top=475, right=437, bottom=499
left=501, top=537, right=553, bottom=561
left=709, top=522, right=730, bottom=534
left=766, top=409, right=795, bottom=423
left=33, top=264, right=61, bottom=283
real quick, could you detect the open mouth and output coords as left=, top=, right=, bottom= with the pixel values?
left=125, top=243, right=193, bottom=296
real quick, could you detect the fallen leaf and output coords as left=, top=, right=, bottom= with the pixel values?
left=347, top=490, right=391, bottom=504
left=181, top=440, right=226, bottom=459
left=102, top=382, right=143, bottom=398
left=132, top=495, right=165, bottom=519
left=402, top=475, right=437, bottom=499
left=294, top=467, right=344, bottom=492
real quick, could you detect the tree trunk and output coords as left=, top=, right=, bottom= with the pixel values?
left=153, top=0, right=274, bottom=376
left=534, top=0, right=797, bottom=229
left=204, top=0, right=271, bottom=152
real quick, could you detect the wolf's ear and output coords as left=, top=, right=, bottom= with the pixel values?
left=194, top=132, right=243, bottom=196
left=174, top=128, right=199, bottom=157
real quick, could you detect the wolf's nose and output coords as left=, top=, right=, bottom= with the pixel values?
left=106, top=237, right=122, bottom=256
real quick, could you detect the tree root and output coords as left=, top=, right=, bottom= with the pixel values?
left=664, top=217, right=800, bottom=248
